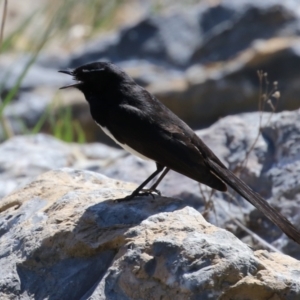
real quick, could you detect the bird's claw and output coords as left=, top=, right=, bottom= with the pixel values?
left=116, top=188, right=161, bottom=202
left=139, top=188, right=161, bottom=198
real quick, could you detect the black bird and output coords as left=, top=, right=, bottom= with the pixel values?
left=59, top=61, right=300, bottom=245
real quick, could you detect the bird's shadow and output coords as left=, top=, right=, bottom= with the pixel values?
left=16, top=195, right=189, bottom=300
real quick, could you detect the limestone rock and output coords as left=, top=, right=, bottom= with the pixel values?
left=0, top=168, right=299, bottom=299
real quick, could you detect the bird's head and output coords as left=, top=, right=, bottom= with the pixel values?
left=59, top=62, right=130, bottom=95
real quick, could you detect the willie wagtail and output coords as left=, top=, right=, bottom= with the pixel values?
left=59, top=61, right=300, bottom=245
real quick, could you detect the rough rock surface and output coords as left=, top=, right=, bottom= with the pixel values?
left=0, top=168, right=300, bottom=300
left=1, top=110, right=300, bottom=257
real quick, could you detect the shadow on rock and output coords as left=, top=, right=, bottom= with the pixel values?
left=16, top=194, right=187, bottom=300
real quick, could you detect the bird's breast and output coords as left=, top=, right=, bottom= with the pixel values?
left=96, top=122, right=151, bottom=161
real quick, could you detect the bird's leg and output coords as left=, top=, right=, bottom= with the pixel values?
left=147, top=167, right=170, bottom=194
left=118, top=163, right=165, bottom=201
left=139, top=168, right=170, bottom=198
left=140, top=164, right=170, bottom=197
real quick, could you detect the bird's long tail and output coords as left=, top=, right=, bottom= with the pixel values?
left=206, top=159, right=300, bottom=245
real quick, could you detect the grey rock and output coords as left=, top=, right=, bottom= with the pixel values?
left=0, top=56, right=68, bottom=91
left=0, top=134, right=75, bottom=198
left=248, top=111, right=300, bottom=254
left=1, top=110, right=300, bottom=256
left=67, top=0, right=300, bottom=69
left=0, top=134, right=123, bottom=198
left=157, top=36, right=300, bottom=128
left=67, top=10, right=201, bottom=69
left=0, top=168, right=299, bottom=300
left=3, top=90, right=53, bottom=131
left=191, top=0, right=300, bottom=64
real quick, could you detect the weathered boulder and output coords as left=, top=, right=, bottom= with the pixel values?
left=0, top=168, right=299, bottom=300
left=1, top=110, right=300, bottom=257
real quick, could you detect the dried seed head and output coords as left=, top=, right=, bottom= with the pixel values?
left=272, top=91, right=280, bottom=99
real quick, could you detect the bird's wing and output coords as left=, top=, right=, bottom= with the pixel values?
left=105, top=96, right=227, bottom=191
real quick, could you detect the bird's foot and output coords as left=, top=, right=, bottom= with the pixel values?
left=116, top=188, right=161, bottom=202
left=140, top=188, right=161, bottom=198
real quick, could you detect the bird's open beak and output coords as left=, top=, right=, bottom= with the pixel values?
left=58, top=70, right=81, bottom=89
left=59, top=70, right=72, bottom=75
